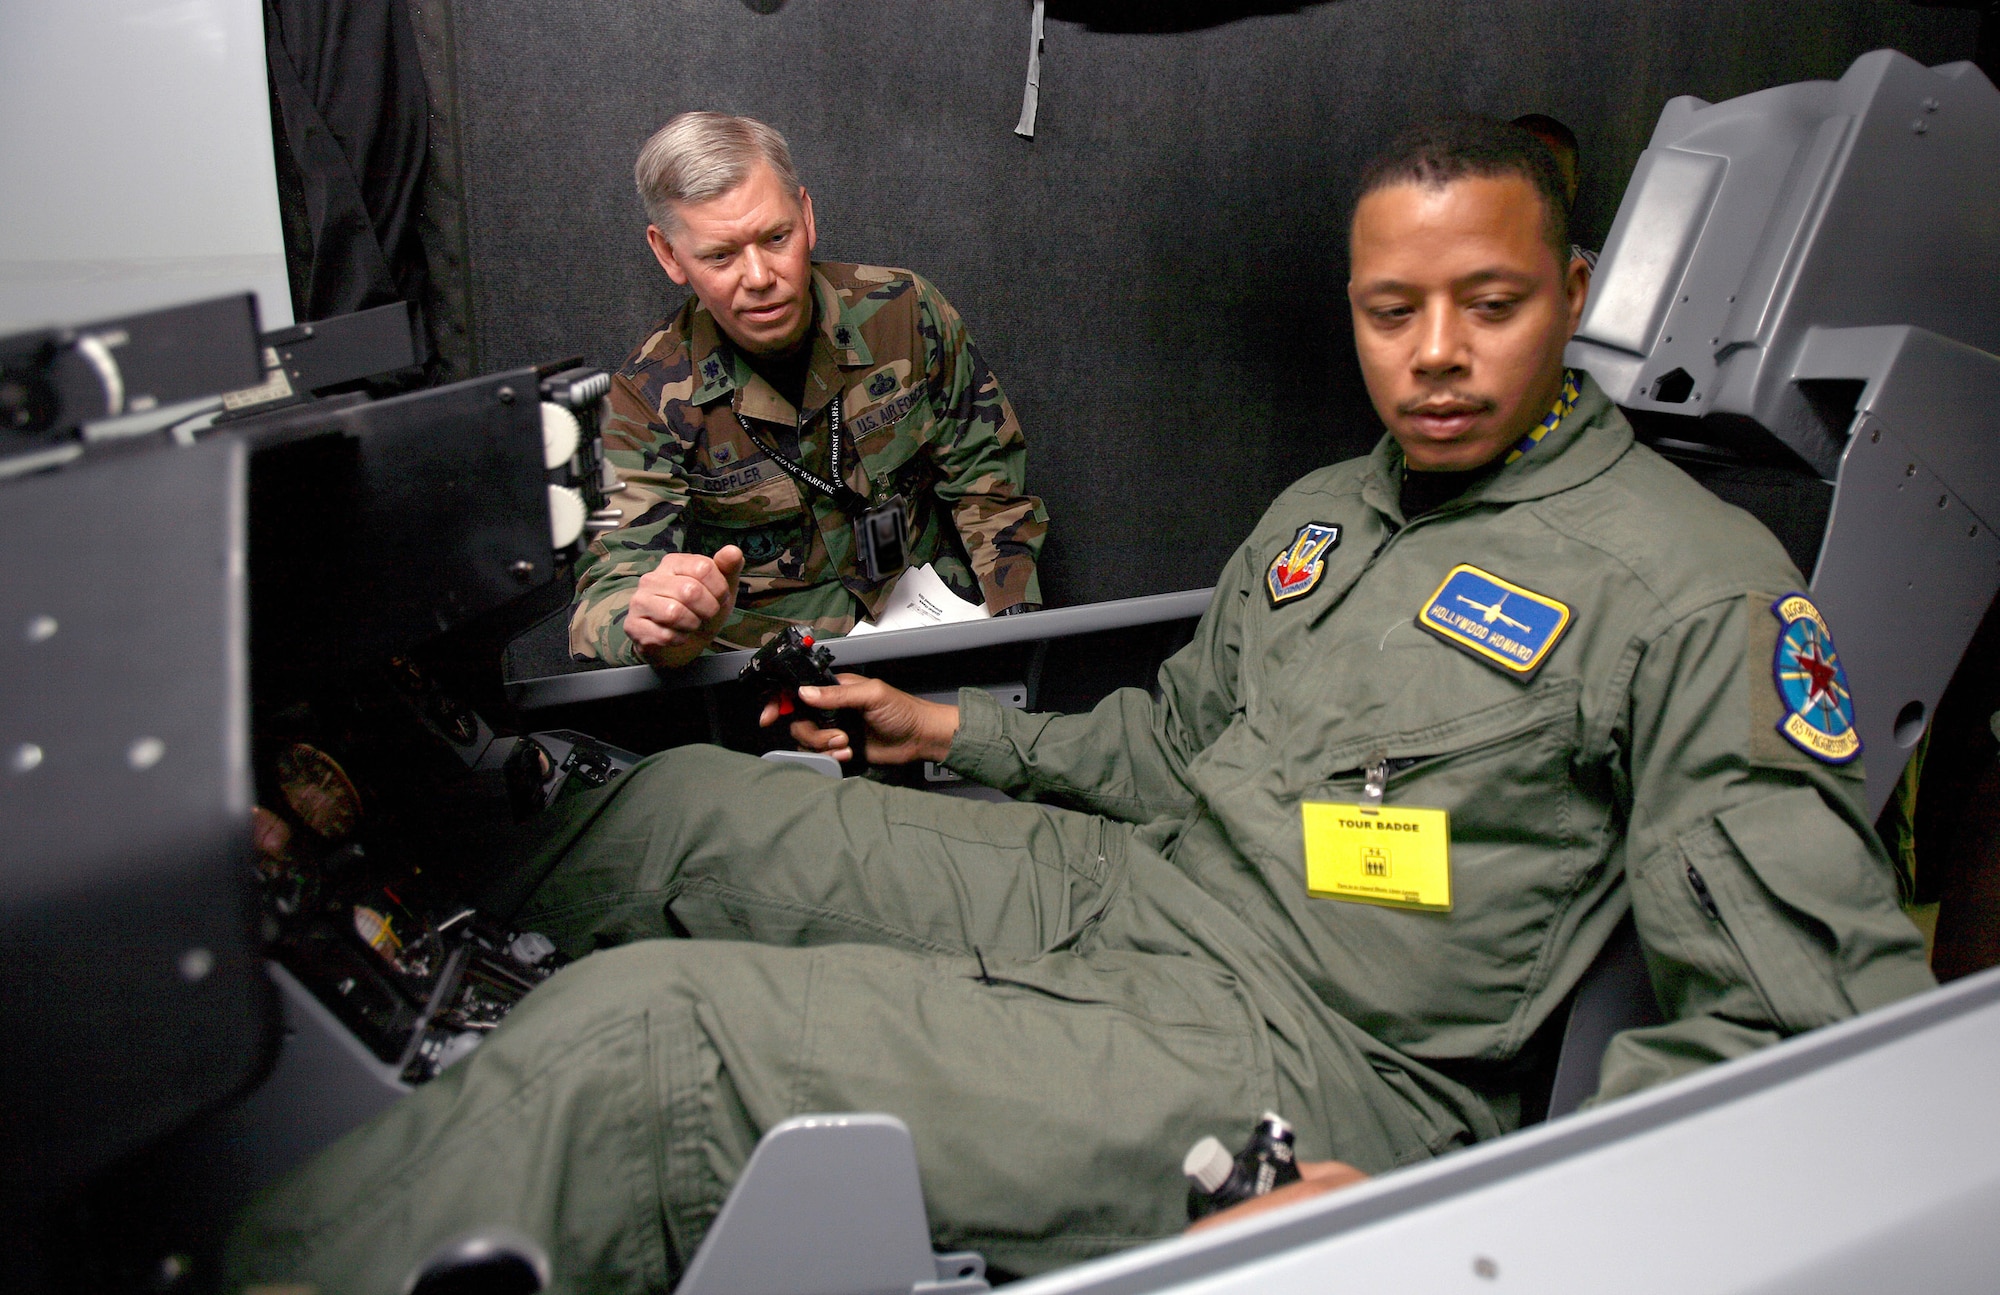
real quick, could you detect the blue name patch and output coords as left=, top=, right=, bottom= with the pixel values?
left=1416, top=565, right=1572, bottom=681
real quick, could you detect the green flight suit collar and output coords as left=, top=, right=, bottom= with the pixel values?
left=686, top=266, right=876, bottom=423
left=1361, top=369, right=1631, bottom=525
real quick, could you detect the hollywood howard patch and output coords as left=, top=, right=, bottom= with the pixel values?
left=1266, top=523, right=1342, bottom=606
left=1416, top=564, right=1572, bottom=681
left=1770, top=593, right=1861, bottom=764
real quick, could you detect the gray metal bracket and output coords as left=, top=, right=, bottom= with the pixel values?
left=1803, top=326, right=2000, bottom=817
left=677, top=1113, right=988, bottom=1295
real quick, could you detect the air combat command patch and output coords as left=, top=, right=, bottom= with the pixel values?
left=1416, top=564, right=1573, bottom=681
left=1267, top=523, right=1342, bottom=606
left=1770, top=593, right=1861, bottom=764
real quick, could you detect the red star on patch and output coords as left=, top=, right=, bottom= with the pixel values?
left=1796, top=640, right=1840, bottom=707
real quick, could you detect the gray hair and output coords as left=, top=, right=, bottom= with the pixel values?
left=635, top=111, right=803, bottom=239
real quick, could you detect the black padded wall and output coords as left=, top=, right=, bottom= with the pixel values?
left=434, top=0, right=1975, bottom=607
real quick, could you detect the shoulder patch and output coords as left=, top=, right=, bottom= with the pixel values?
left=1768, top=592, right=1862, bottom=764
left=1266, top=523, right=1341, bottom=606
left=1416, top=565, right=1572, bottom=681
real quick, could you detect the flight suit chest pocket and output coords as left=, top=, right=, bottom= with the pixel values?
left=1289, top=683, right=1588, bottom=920
left=1303, top=682, right=1581, bottom=812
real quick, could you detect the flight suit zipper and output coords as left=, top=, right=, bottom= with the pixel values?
left=1685, top=860, right=1723, bottom=921
left=1349, top=491, right=1466, bottom=598
left=1309, top=490, right=1548, bottom=788
left=1683, top=858, right=1785, bottom=1024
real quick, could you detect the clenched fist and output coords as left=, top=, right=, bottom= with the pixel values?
left=624, top=545, right=746, bottom=669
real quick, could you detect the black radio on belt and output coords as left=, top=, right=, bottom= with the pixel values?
left=736, top=395, right=907, bottom=584
left=851, top=493, right=908, bottom=584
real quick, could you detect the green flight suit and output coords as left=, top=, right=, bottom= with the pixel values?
left=228, top=375, right=1932, bottom=1293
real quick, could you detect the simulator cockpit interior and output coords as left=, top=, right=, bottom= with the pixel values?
left=4, top=4, right=1999, bottom=1293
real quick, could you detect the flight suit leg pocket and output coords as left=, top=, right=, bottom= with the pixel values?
left=883, top=793, right=1116, bottom=956
left=795, top=945, right=1276, bottom=1268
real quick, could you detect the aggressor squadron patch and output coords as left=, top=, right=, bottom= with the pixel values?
left=1266, top=523, right=1342, bottom=606
left=1416, top=564, right=1573, bottom=681
left=1770, top=593, right=1862, bottom=764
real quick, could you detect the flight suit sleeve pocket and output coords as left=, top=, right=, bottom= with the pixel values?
left=1669, top=788, right=1864, bottom=1034
left=1714, top=786, right=1933, bottom=1012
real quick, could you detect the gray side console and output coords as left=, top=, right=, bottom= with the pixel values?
left=1007, top=963, right=2000, bottom=1295
left=678, top=1114, right=988, bottom=1295
left=508, top=587, right=1215, bottom=710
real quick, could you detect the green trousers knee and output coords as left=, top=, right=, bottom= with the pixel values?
left=227, top=746, right=1457, bottom=1294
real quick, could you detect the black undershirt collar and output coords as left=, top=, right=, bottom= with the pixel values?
left=741, top=300, right=820, bottom=429
left=1399, top=459, right=1504, bottom=521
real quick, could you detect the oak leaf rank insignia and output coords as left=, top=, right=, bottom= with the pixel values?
left=1266, top=523, right=1341, bottom=606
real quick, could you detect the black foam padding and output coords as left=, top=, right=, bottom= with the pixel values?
left=441, top=0, right=1976, bottom=607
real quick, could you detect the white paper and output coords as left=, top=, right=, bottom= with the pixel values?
left=847, top=564, right=990, bottom=636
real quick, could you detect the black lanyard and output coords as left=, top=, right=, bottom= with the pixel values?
left=734, top=395, right=871, bottom=516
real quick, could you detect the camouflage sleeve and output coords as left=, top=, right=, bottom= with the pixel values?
left=913, top=275, right=1049, bottom=612
left=568, top=365, right=694, bottom=664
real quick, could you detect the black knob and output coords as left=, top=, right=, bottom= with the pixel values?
left=404, top=1228, right=550, bottom=1295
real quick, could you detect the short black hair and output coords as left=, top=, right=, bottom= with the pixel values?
left=1353, top=116, right=1572, bottom=263
left=1509, top=113, right=1578, bottom=162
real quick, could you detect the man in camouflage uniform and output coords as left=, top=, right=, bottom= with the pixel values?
left=229, top=119, right=1932, bottom=1291
left=570, top=112, right=1047, bottom=667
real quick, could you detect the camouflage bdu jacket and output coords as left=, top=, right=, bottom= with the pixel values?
left=570, top=263, right=1048, bottom=663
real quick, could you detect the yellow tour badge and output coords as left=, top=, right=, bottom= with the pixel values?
left=1302, top=801, right=1452, bottom=912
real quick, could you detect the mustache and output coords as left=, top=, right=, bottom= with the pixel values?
left=1396, top=393, right=1497, bottom=417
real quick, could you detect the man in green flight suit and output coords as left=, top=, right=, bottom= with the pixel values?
left=570, top=112, right=1049, bottom=667
left=229, top=118, right=1931, bottom=1292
